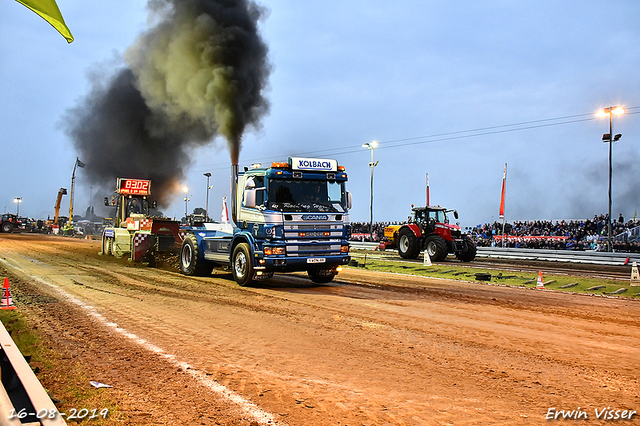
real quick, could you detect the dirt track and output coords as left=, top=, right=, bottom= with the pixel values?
left=1, top=233, right=639, bottom=425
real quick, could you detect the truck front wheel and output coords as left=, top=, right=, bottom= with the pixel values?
left=307, top=268, right=336, bottom=284
left=232, top=243, right=254, bottom=286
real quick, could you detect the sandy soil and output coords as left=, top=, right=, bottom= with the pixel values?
left=0, top=233, right=638, bottom=425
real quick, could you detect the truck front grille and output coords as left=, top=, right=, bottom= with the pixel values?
left=282, top=220, right=347, bottom=257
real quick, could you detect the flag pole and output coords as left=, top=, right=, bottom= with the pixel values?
left=68, top=158, right=85, bottom=229
left=68, top=159, right=78, bottom=227
left=426, top=173, right=430, bottom=206
left=499, top=163, right=507, bottom=247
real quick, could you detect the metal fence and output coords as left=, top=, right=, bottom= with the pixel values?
left=349, top=242, right=639, bottom=266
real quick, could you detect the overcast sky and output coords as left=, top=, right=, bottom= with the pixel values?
left=1, top=0, right=639, bottom=229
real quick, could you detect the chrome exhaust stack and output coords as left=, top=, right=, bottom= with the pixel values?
left=231, top=164, right=239, bottom=224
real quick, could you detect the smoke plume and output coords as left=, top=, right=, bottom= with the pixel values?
left=64, top=0, right=271, bottom=207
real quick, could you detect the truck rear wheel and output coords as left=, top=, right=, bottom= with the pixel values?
left=455, top=235, right=477, bottom=262
left=180, top=234, right=213, bottom=276
left=425, top=235, right=448, bottom=262
left=232, top=243, right=254, bottom=286
left=1, top=222, right=14, bottom=233
left=398, top=227, right=419, bottom=259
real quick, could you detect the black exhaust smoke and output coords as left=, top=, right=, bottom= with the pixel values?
left=64, top=0, right=271, bottom=207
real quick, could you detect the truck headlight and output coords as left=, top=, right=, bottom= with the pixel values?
left=340, top=245, right=349, bottom=254
left=264, top=246, right=286, bottom=256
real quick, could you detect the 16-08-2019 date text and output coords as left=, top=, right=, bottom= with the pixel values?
left=8, top=407, right=109, bottom=420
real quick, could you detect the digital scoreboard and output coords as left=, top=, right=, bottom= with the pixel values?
left=117, top=178, right=151, bottom=196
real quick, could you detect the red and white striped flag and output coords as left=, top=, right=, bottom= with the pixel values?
left=426, top=173, right=430, bottom=206
left=221, top=195, right=229, bottom=223
left=499, top=163, right=507, bottom=219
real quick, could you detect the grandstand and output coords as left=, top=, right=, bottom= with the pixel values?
left=350, top=213, right=640, bottom=253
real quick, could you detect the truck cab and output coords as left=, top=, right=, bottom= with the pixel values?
left=179, top=157, right=352, bottom=286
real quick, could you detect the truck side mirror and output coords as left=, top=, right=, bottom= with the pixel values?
left=346, top=191, right=353, bottom=210
left=453, top=210, right=459, bottom=220
left=104, top=197, right=109, bottom=207
left=244, top=188, right=266, bottom=209
left=244, top=189, right=256, bottom=208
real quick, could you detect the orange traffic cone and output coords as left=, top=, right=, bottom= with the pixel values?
left=536, top=271, right=544, bottom=289
left=1, top=278, right=16, bottom=310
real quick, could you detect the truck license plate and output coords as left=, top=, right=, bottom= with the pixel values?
left=307, top=258, right=326, bottom=264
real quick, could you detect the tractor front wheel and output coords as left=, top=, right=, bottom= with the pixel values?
left=425, top=235, right=448, bottom=262
left=455, top=235, right=477, bottom=262
left=101, top=235, right=112, bottom=256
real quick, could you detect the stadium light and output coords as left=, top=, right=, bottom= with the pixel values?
left=362, top=141, right=379, bottom=241
left=596, top=106, right=626, bottom=252
left=13, top=197, right=22, bottom=216
left=183, top=187, right=190, bottom=221
left=204, top=173, right=212, bottom=222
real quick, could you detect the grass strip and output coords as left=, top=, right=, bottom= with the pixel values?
left=347, top=254, right=640, bottom=298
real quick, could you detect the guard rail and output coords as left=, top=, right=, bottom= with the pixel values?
left=0, top=321, right=66, bottom=426
left=349, top=242, right=639, bottom=266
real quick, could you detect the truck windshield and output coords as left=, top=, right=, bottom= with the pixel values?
left=267, top=179, right=347, bottom=213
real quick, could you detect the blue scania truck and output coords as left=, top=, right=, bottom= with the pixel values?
left=178, top=157, right=352, bottom=286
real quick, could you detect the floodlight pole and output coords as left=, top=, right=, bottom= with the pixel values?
left=597, top=106, right=625, bottom=252
left=607, top=111, right=613, bottom=252
left=362, top=141, right=378, bottom=241
left=204, top=173, right=212, bottom=221
left=13, top=198, right=22, bottom=216
left=183, top=187, right=190, bottom=221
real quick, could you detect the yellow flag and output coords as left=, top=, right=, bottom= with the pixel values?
left=15, top=0, right=74, bottom=43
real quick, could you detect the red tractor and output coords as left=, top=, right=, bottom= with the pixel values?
left=383, top=205, right=476, bottom=262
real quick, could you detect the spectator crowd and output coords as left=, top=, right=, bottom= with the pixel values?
left=350, top=213, right=640, bottom=253
left=350, top=222, right=400, bottom=242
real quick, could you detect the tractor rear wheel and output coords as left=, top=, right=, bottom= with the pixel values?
left=425, top=235, right=448, bottom=262
left=455, top=235, right=477, bottom=262
left=398, top=227, right=420, bottom=259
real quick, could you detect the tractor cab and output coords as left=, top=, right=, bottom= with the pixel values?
left=104, top=179, right=157, bottom=227
left=126, top=196, right=148, bottom=217
left=411, top=206, right=458, bottom=234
